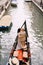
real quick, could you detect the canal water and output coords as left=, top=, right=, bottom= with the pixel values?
left=0, top=0, right=43, bottom=65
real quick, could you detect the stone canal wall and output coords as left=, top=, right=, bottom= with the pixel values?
left=34, top=0, right=43, bottom=5
left=36, top=0, right=43, bottom=4
left=0, top=0, right=11, bottom=19
left=42, top=0, right=43, bottom=4
left=32, top=0, right=43, bottom=12
left=33, top=0, right=43, bottom=4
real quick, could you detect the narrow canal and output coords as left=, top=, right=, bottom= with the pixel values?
left=0, top=0, right=43, bottom=65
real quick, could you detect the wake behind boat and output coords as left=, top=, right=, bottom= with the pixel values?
left=6, top=21, right=31, bottom=65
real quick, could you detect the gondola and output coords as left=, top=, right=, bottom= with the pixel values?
left=11, top=0, right=17, bottom=7
left=0, top=15, right=12, bottom=32
left=6, top=21, right=31, bottom=65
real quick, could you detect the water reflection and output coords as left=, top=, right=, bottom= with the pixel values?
left=0, top=0, right=43, bottom=65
